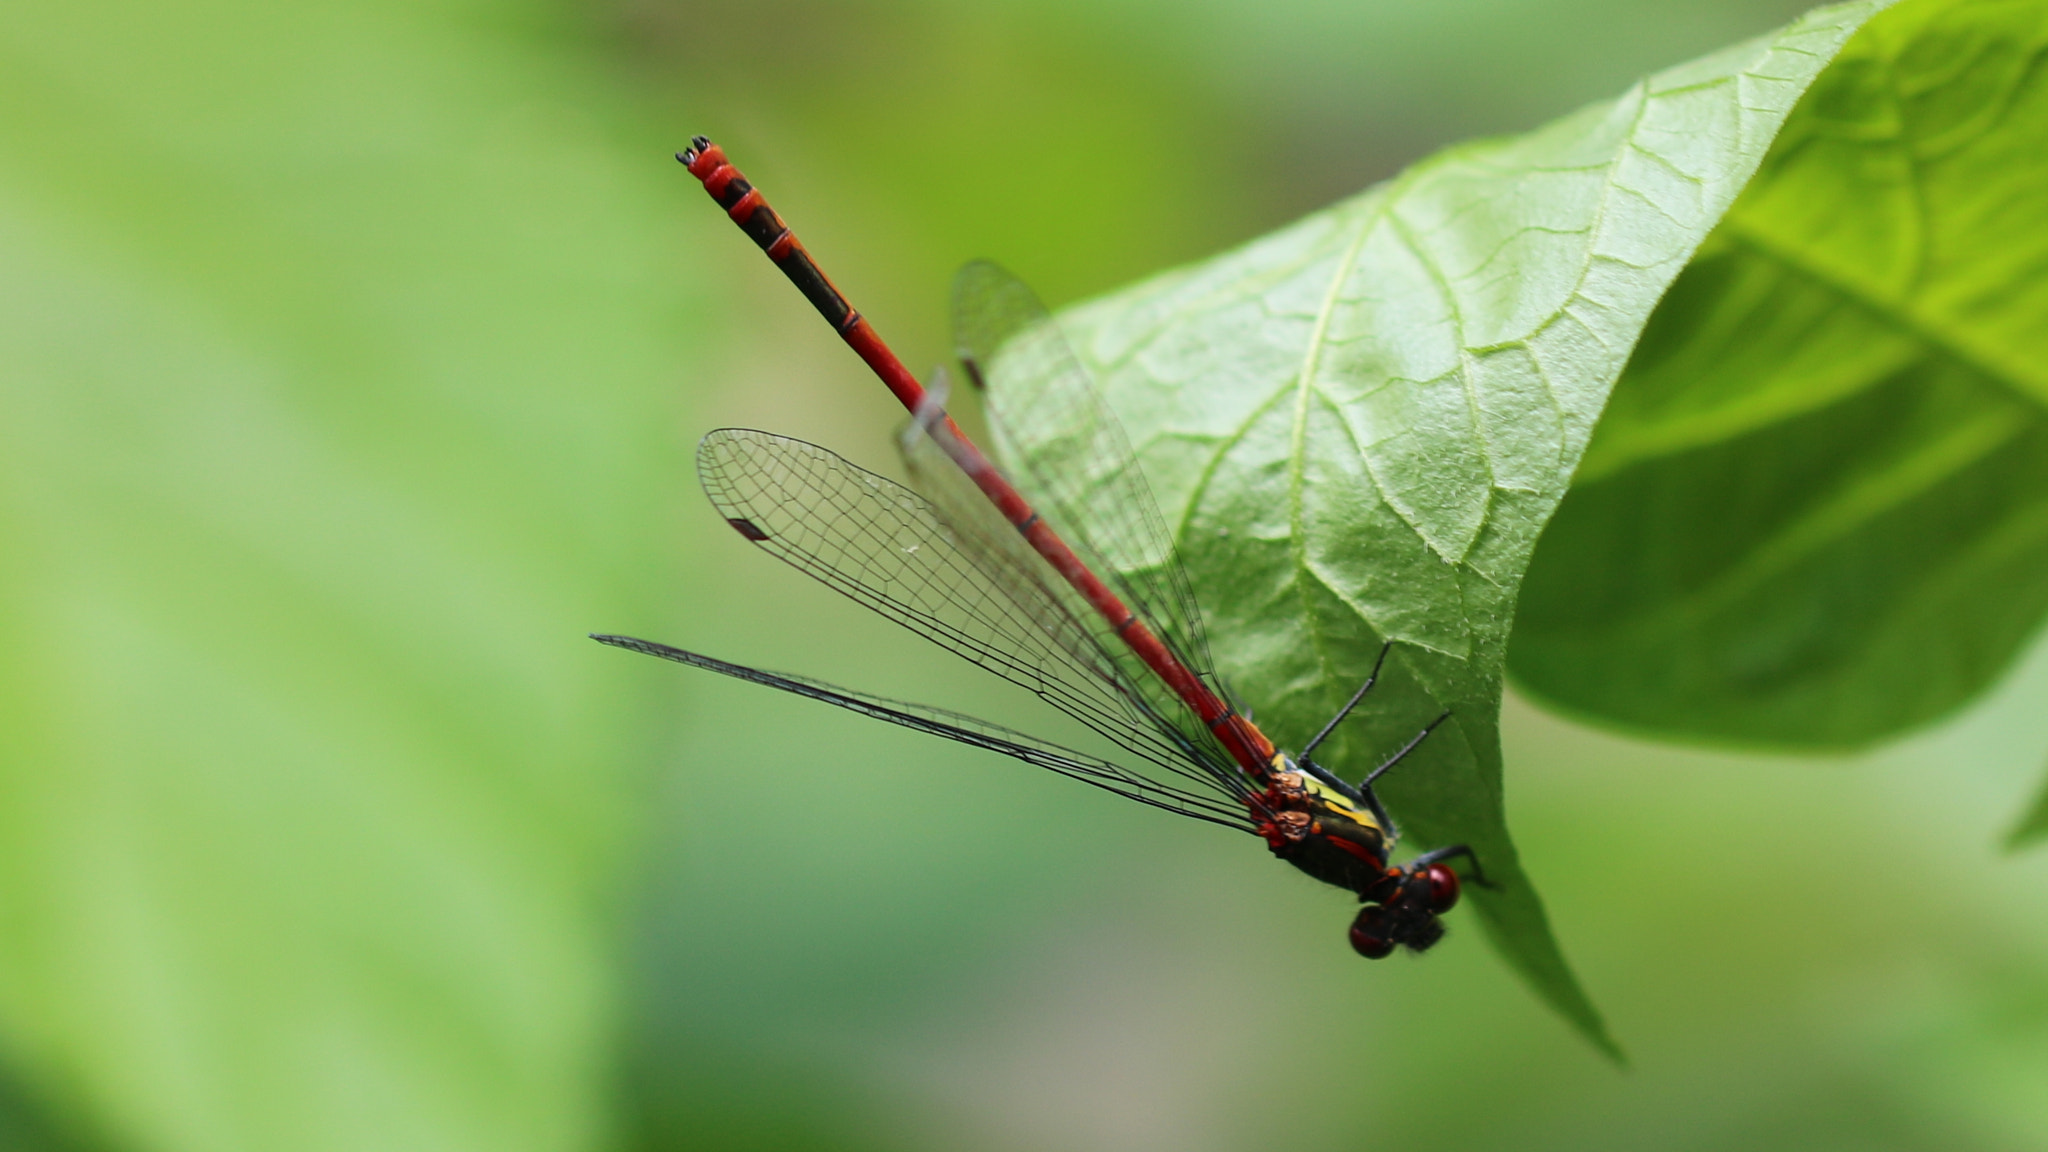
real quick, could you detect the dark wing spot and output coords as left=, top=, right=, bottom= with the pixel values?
left=727, top=517, right=770, bottom=542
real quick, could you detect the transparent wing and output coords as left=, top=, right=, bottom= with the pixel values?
left=894, top=391, right=1252, bottom=803
left=592, top=635, right=1254, bottom=830
left=950, top=261, right=1216, bottom=688
left=695, top=428, right=1249, bottom=806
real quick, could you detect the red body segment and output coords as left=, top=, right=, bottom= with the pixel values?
left=681, top=140, right=1278, bottom=780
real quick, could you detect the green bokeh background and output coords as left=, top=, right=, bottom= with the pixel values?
left=4, top=1, right=2047, bottom=1150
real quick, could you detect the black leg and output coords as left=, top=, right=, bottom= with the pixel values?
left=1361, top=710, right=1450, bottom=790
left=1296, top=755, right=1363, bottom=802
left=1298, top=642, right=1393, bottom=760
left=1351, top=710, right=1449, bottom=843
left=1409, top=843, right=1496, bottom=889
left=1357, top=781, right=1397, bottom=837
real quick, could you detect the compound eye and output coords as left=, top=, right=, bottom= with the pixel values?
left=1348, top=907, right=1395, bottom=960
left=1424, top=863, right=1461, bottom=913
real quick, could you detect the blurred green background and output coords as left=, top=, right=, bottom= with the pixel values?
left=4, top=1, right=2048, bottom=1150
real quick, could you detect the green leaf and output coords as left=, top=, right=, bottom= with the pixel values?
left=0, top=1, right=692, bottom=1147
left=1028, top=1, right=1898, bottom=1056
left=1513, top=0, right=2048, bottom=750
left=2008, top=767, right=2048, bottom=851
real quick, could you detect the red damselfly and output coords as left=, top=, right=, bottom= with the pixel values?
left=593, top=136, right=1489, bottom=959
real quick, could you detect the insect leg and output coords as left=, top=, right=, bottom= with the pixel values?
left=1408, top=843, right=1497, bottom=889
left=1354, top=710, right=1452, bottom=841
left=1360, top=710, right=1451, bottom=790
left=1297, top=642, right=1393, bottom=760
left=1291, top=755, right=1358, bottom=801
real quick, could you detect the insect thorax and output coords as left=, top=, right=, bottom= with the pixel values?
left=1260, top=765, right=1393, bottom=895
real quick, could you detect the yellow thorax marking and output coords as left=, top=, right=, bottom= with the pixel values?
left=1278, top=756, right=1384, bottom=833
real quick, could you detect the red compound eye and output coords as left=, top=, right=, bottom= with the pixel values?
left=1348, top=908, right=1394, bottom=960
left=1424, top=863, right=1461, bottom=913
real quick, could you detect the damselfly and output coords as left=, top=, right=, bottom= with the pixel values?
left=594, top=138, right=1489, bottom=958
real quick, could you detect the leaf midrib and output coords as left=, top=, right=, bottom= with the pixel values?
left=1588, top=392, right=2028, bottom=639
left=1284, top=197, right=1383, bottom=689
left=1717, top=218, right=2047, bottom=413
